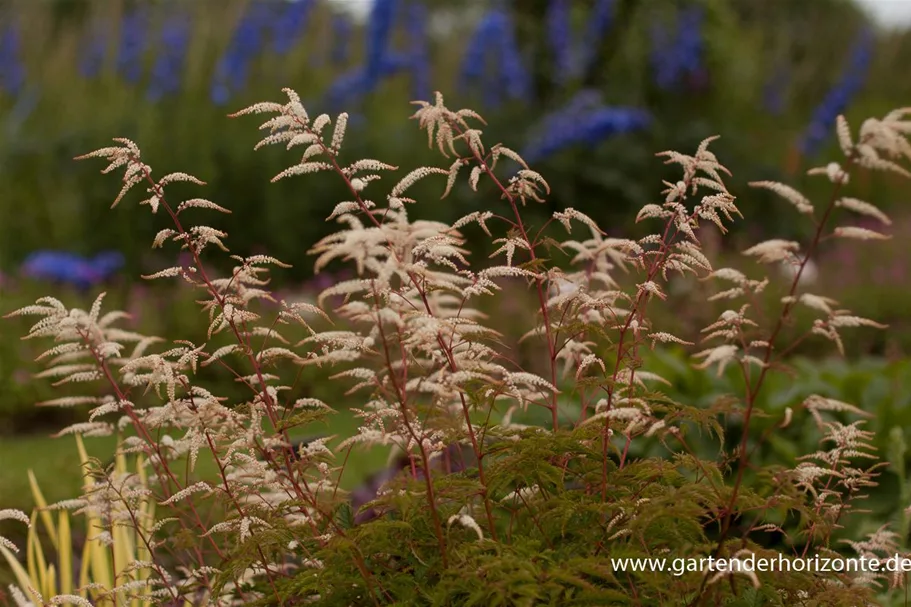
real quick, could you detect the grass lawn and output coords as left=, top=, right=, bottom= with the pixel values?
left=0, top=407, right=390, bottom=514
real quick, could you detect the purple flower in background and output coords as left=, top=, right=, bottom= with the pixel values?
left=117, top=8, right=150, bottom=83
left=21, top=250, right=125, bottom=291
left=271, top=0, right=315, bottom=55
left=547, top=0, right=615, bottom=82
left=579, top=0, right=615, bottom=75
left=650, top=5, right=704, bottom=90
left=798, top=27, right=874, bottom=157
left=364, top=0, right=400, bottom=88
left=324, top=67, right=372, bottom=108
left=211, top=2, right=275, bottom=105
left=323, top=0, right=415, bottom=111
left=763, top=64, right=789, bottom=116
left=406, top=1, right=431, bottom=100
left=147, top=13, right=192, bottom=101
left=521, top=89, right=650, bottom=163
left=458, top=8, right=531, bottom=107
left=79, top=21, right=108, bottom=79
left=0, top=23, right=26, bottom=95
left=324, top=52, right=411, bottom=110
left=546, top=0, right=572, bottom=82
left=330, top=14, right=352, bottom=65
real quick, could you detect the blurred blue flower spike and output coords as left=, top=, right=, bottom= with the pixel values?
left=364, top=0, right=400, bottom=88
left=325, top=0, right=418, bottom=111
left=459, top=8, right=531, bottom=107
left=79, top=21, right=108, bottom=79
left=211, top=2, right=275, bottom=105
left=650, top=5, right=704, bottom=90
left=763, top=65, right=789, bottom=116
left=407, top=1, right=431, bottom=100
left=0, top=23, right=26, bottom=95
left=330, top=14, right=353, bottom=65
left=547, top=0, right=615, bottom=82
left=117, top=8, right=150, bottom=83
left=521, top=90, right=650, bottom=164
left=147, top=13, right=192, bottom=101
left=21, top=251, right=125, bottom=291
left=798, top=27, right=874, bottom=157
left=546, top=0, right=572, bottom=82
left=271, top=0, right=315, bottom=55
left=579, top=0, right=615, bottom=75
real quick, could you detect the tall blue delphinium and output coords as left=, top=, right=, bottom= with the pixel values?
left=364, top=0, right=399, bottom=88
left=546, top=0, right=572, bottom=82
left=147, top=13, right=192, bottom=101
left=79, top=21, right=108, bottom=79
left=271, top=0, right=315, bottom=55
left=0, top=23, right=26, bottom=95
left=324, top=50, right=413, bottom=111
left=116, top=8, right=149, bottom=83
left=330, top=14, right=352, bottom=65
left=21, top=250, right=124, bottom=291
left=494, top=10, right=532, bottom=103
left=650, top=5, right=704, bottom=90
left=762, top=65, right=789, bottom=116
left=458, top=8, right=531, bottom=108
left=324, top=0, right=411, bottom=111
left=579, top=0, right=614, bottom=76
left=547, top=0, right=615, bottom=82
left=406, top=1, right=431, bottom=101
left=521, top=89, right=650, bottom=164
left=798, top=27, right=874, bottom=157
left=211, top=1, right=275, bottom=105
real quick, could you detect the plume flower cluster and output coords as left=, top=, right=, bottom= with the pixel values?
left=4, top=89, right=910, bottom=605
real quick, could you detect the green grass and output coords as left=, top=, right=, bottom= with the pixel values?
left=0, top=407, right=389, bottom=514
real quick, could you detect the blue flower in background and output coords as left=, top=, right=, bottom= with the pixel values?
left=407, top=1, right=431, bottom=100
left=79, top=21, right=107, bottom=79
left=330, top=14, right=352, bottom=65
left=650, top=5, right=704, bottom=90
left=458, top=8, right=531, bottom=107
left=147, top=13, right=192, bottom=101
left=117, top=8, right=150, bottom=83
left=324, top=0, right=424, bottom=111
left=271, top=0, right=315, bottom=55
left=546, top=0, right=572, bottom=82
left=521, top=90, right=650, bottom=164
left=763, top=65, right=789, bottom=116
left=798, top=27, right=874, bottom=156
left=364, top=0, right=400, bottom=88
left=211, top=2, right=275, bottom=105
left=546, top=0, right=615, bottom=82
left=579, top=0, right=615, bottom=76
left=324, top=52, right=412, bottom=110
left=0, top=23, right=26, bottom=95
left=21, top=250, right=125, bottom=291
